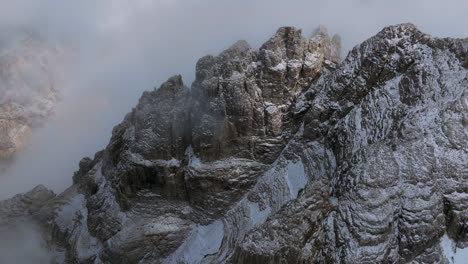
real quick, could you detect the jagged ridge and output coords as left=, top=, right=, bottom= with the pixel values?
left=0, top=23, right=467, bottom=264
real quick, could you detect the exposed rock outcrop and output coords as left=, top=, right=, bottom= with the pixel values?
left=236, top=23, right=468, bottom=264
left=1, top=24, right=468, bottom=264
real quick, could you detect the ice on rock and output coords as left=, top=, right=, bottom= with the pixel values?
left=441, top=235, right=468, bottom=264
left=271, top=61, right=287, bottom=71
left=284, top=160, right=307, bottom=199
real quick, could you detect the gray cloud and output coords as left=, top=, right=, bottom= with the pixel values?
left=0, top=0, right=467, bottom=199
left=0, top=220, right=52, bottom=264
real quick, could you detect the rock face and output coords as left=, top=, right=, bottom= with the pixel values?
left=1, top=23, right=467, bottom=264
left=0, top=31, right=65, bottom=160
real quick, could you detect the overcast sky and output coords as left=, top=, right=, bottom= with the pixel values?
left=0, top=0, right=467, bottom=199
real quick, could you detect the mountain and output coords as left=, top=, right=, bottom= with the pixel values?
left=0, top=23, right=467, bottom=263
left=0, top=31, right=66, bottom=161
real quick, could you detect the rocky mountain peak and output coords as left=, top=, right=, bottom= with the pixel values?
left=1, top=24, right=467, bottom=264
left=158, top=74, right=185, bottom=93
left=260, top=26, right=306, bottom=60
left=222, top=39, right=252, bottom=57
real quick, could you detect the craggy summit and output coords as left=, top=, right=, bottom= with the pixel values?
left=1, top=24, right=467, bottom=264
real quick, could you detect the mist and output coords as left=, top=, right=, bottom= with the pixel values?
left=0, top=0, right=467, bottom=200
left=0, top=220, right=52, bottom=263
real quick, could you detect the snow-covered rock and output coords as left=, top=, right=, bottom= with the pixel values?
left=1, top=23, right=468, bottom=264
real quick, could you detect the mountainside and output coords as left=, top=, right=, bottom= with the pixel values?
left=1, top=23, right=467, bottom=263
left=0, top=31, right=65, bottom=161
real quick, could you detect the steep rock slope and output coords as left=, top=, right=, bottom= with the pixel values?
left=47, top=26, right=340, bottom=264
left=235, top=24, right=468, bottom=263
left=1, top=24, right=467, bottom=264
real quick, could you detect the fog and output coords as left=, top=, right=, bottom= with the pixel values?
left=0, top=220, right=52, bottom=263
left=0, top=0, right=467, bottom=200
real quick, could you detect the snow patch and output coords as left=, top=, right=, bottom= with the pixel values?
left=284, top=160, right=307, bottom=199
left=54, top=191, right=102, bottom=261
left=186, top=145, right=201, bottom=168
left=271, top=61, right=286, bottom=71
left=304, top=52, right=321, bottom=67
left=441, top=234, right=468, bottom=264
left=166, top=158, right=181, bottom=167
left=230, top=70, right=244, bottom=80
left=55, top=194, right=85, bottom=232
left=287, top=59, right=303, bottom=69
left=247, top=201, right=271, bottom=226
left=265, top=105, right=278, bottom=114
left=74, top=206, right=101, bottom=261
left=164, top=220, right=224, bottom=264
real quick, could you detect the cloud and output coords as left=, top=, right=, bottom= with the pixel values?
left=0, top=220, right=52, bottom=264
left=0, top=0, right=466, bottom=199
